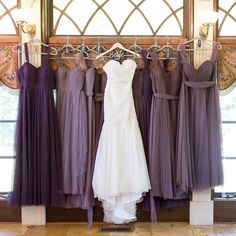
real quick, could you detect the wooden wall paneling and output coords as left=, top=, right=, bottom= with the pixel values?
left=47, top=202, right=189, bottom=222
left=214, top=201, right=236, bottom=222
left=0, top=201, right=21, bottom=222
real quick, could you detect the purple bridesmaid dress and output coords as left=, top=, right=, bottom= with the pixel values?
left=10, top=43, right=64, bottom=206
left=148, top=51, right=186, bottom=222
left=176, top=43, right=223, bottom=192
left=140, top=50, right=153, bottom=159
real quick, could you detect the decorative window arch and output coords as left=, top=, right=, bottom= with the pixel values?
left=218, top=0, right=236, bottom=37
left=52, top=0, right=184, bottom=36
left=0, top=0, right=19, bottom=35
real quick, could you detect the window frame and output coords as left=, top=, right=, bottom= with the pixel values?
left=214, top=0, right=236, bottom=46
left=0, top=0, right=21, bottom=43
left=42, top=0, right=194, bottom=47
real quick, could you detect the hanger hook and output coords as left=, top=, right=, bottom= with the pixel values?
left=82, top=36, right=85, bottom=45
left=155, top=36, right=157, bottom=45
left=166, top=35, right=169, bottom=45
left=134, top=36, right=137, bottom=46
left=66, top=35, right=69, bottom=45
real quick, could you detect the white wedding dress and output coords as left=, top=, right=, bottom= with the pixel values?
left=92, top=59, right=151, bottom=224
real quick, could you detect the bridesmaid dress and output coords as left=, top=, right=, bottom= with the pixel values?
left=176, top=43, right=223, bottom=192
left=148, top=51, right=186, bottom=222
left=140, top=50, right=153, bottom=159
left=82, top=68, right=107, bottom=225
left=56, top=52, right=87, bottom=208
left=10, top=43, right=64, bottom=206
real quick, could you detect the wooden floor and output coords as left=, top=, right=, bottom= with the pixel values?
left=1, top=222, right=236, bottom=235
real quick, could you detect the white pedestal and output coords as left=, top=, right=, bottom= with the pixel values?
left=21, top=206, right=46, bottom=225
left=190, top=190, right=213, bottom=225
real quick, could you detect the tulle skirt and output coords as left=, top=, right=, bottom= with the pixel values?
left=92, top=119, right=151, bottom=224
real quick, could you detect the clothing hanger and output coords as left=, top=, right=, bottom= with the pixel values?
left=91, top=36, right=106, bottom=53
left=177, top=36, right=222, bottom=51
left=57, top=36, right=89, bottom=60
left=58, top=44, right=90, bottom=60
left=146, top=36, right=161, bottom=58
left=147, top=36, right=161, bottom=51
left=96, top=40, right=141, bottom=60
left=129, top=37, right=142, bottom=53
left=12, top=38, right=58, bottom=55
left=147, top=36, right=178, bottom=60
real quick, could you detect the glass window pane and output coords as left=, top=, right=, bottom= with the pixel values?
left=56, top=15, right=80, bottom=35
left=0, top=159, right=15, bottom=192
left=0, top=122, right=16, bottom=157
left=65, top=0, right=97, bottom=32
left=53, top=8, right=60, bottom=29
left=53, top=0, right=183, bottom=36
left=94, top=0, right=107, bottom=4
left=53, top=0, right=69, bottom=10
left=218, top=1, right=236, bottom=36
left=176, top=9, right=183, bottom=29
left=219, top=0, right=235, bottom=12
left=85, top=9, right=116, bottom=35
left=130, top=0, right=142, bottom=5
left=2, top=0, right=17, bottom=10
left=157, top=15, right=181, bottom=36
left=0, top=83, right=18, bottom=120
left=121, top=10, right=153, bottom=35
left=220, top=17, right=236, bottom=36
left=103, top=0, right=133, bottom=31
left=0, top=0, right=17, bottom=35
left=140, top=0, right=171, bottom=32
left=0, top=15, right=16, bottom=35
left=220, top=88, right=236, bottom=122
left=165, top=0, right=183, bottom=11
left=0, top=4, right=5, bottom=15
left=215, top=159, right=236, bottom=193
left=222, top=124, right=236, bottom=158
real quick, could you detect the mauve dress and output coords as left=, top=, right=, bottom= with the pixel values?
left=10, top=43, right=63, bottom=206
left=82, top=70, right=107, bottom=224
left=140, top=50, right=152, bottom=158
left=94, top=72, right=107, bottom=149
left=176, top=43, right=223, bottom=192
left=148, top=51, right=185, bottom=221
left=56, top=52, right=87, bottom=208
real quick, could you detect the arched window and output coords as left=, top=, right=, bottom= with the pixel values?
left=218, top=0, right=236, bottom=37
left=0, top=0, right=19, bottom=197
left=52, top=0, right=184, bottom=36
left=43, top=0, right=193, bottom=45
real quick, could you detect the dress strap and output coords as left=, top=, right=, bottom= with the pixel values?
left=179, top=44, right=187, bottom=63
left=56, top=53, right=62, bottom=67
left=141, top=50, right=148, bottom=69
left=211, top=42, right=219, bottom=62
left=24, top=43, right=29, bottom=62
left=46, top=46, right=51, bottom=61
left=76, top=51, right=85, bottom=65
left=150, top=50, right=158, bottom=67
